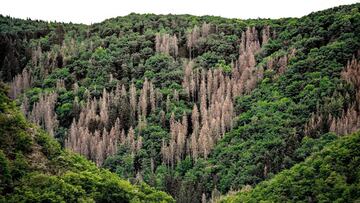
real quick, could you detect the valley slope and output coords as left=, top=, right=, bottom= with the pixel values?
left=1, top=3, right=360, bottom=202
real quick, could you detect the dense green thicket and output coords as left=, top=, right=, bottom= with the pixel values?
left=143, top=4, right=359, bottom=200
left=221, top=131, right=360, bottom=202
left=207, top=4, right=360, bottom=192
left=1, top=3, right=360, bottom=202
left=0, top=83, right=174, bottom=202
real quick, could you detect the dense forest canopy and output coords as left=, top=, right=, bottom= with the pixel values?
left=1, top=3, right=360, bottom=202
left=0, top=83, right=174, bottom=202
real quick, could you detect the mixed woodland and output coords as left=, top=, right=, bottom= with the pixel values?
left=1, top=3, right=360, bottom=202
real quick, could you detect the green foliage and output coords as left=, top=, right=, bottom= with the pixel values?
left=294, top=133, right=338, bottom=161
left=1, top=3, right=360, bottom=202
left=0, top=83, right=32, bottom=155
left=11, top=153, right=29, bottom=180
left=104, top=124, right=170, bottom=184
left=104, top=145, right=136, bottom=179
left=145, top=54, right=173, bottom=73
left=43, top=68, right=74, bottom=88
left=0, top=150, right=12, bottom=194
left=202, top=3, right=360, bottom=196
left=56, top=101, right=74, bottom=127
left=35, top=130, right=62, bottom=159
left=8, top=173, right=88, bottom=203
left=222, top=131, right=360, bottom=202
left=197, top=51, right=222, bottom=68
left=144, top=54, right=182, bottom=87
left=0, top=85, right=174, bottom=202
left=215, top=59, right=232, bottom=73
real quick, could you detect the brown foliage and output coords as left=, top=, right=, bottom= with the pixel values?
left=9, top=68, right=31, bottom=99
left=29, top=92, right=58, bottom=137
left=341, top=57, right=360, bottom=89
left=155, top=33, right=178, bottom=58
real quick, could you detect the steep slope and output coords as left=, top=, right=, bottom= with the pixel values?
left=220, top=131, right=360, bottom=202
left=160, top=4, right=360, bottom=201
left=206, top=3, right=360, bottom=193
left=0, top=82, right=174, bottom=202
left=1, top=3, right=360, bottom=202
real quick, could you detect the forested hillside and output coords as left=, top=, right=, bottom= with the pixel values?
left=221, top=131, right=360, bottom=202
left=1, top=3, right=360, bottom=202
left=0, top=83, right=173, bottom=202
